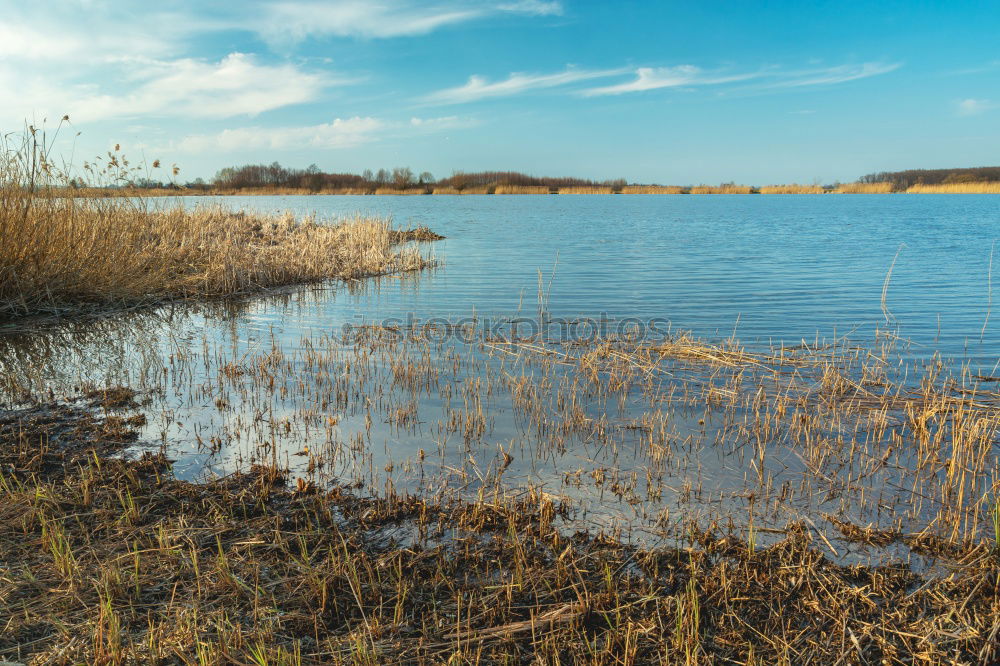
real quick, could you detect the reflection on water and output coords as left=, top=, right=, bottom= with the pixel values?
left=1, top=194, right=998, bottom=565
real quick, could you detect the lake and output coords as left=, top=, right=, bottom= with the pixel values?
left=181, top=193, right=997, bottom=358
left=2, top=193, right=998, bottom=562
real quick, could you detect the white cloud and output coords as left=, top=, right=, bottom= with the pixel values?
left=423, top=67, right=627, bottom=104
left=2, top=54, right=330, bottom=125
left=582, top=62, right=900, bottom=96
left=582, top=66, right=756, bottom=96
left=0, top=23, right=86, bottom=61
left=177, top=117, right=384, bottom=152
left=497, top=0, right=563, bottom=15
left=0, top=7, right=184, bottom=64
left=175, top=115, right=473, bottom=153
left=956, top=98, right=996, bottom=116
left=422, top=61, right=900, bottom=105
left=409, top=115, right=471, bottom=129
left=253, top=0, right=562, bottom=42
left=768, top=62, right=900, bottom=88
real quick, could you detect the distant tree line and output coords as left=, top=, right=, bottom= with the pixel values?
left=860, top=166, right=1000, bottom=190
left=443, top=171, right=624, bottom=190
left=202, top=162, right=626, bottom=192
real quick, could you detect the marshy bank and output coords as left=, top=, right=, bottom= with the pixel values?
left=0, top=136, right=441, bottom=322
left=1, top=388, right=998, bottom=664
left=2, top=303, right=1000, bottom=662
left=0, top=197, right=440, bottom=322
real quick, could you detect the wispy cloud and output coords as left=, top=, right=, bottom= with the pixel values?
left=497, top=0, right=563, bottom=15
left=1, top=54, right=331, bottom=125
left=766, top=62, right=900, bottom=88
left=175, top=115, right=474, bottom=153
left=253, top=0, right=562, bottom=42
left=425, top=61, right=901, bottom=105
left=581, top=66, right=756, bottom=96
left=581, top=62, right=900, bottom=96
left=956, top=98, right=997, bottom=116
left=423, top=67, right=627, bottom=104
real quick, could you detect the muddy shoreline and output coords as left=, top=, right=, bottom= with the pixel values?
left=1, top=391, right=998, bottom=664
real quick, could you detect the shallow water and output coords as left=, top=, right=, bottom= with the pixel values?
left=1, top=193, right=998, bottom=561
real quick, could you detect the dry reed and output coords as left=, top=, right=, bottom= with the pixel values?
left=493, top=185, right=551, bottom=194
left=835, top=182, right=894, bottom=193
left=759, top=184, right=825, bottom=194
left=906, top=181, right=1000, bottom=193
left=2, top=388, right=998, bottom=664
left=373, top=187, right=429, bottom=195
left=620, top=185, right=685, bottom=194
left=0, top=136, right=438, bottom=320
left=689, top=184, right=754, bottom=194
left=0, top=201, right=433, bottom=320
left=557, top=186, right=614, bottom=194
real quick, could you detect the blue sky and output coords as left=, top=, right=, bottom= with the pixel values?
left=2, top=0, right=998, bottom=184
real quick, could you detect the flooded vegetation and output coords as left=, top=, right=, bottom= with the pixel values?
left=2, top=303, right=1000, bottom=662
left=2, top=182, right=999, bottom=663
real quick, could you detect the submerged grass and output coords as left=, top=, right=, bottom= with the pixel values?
left=2, top=394, right=999, bottom=664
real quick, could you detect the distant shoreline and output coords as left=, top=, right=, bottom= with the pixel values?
left=60, top=181, right=1000, bottom=197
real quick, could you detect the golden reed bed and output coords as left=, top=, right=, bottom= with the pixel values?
left=620, top=185, right=685, bottom=194
left=0, top=199, right=434, bottom=320
left=690, top=184, right=754, bottom=194
left=906, top=181, right=1000, bottom=193
left=493, top=185, right=552, bottom=194
left=759, top=183, right=825, bottom=194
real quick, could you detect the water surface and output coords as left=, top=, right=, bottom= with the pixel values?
left=2, top=193, right=998, bottom=561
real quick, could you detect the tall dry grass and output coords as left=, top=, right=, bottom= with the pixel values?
left=373, top=187, right=429, bottom=195
left=432, top=186, right=493, bottom=194
left=620, top=185, right=685, bottom=194
left=906, top=182, right=1000, bottom=193
left=759, top=184, right=825, bottom=194
left=835, top=182, right=894, bottom=193
left=0, top=133, right=435, bottom=320
left=557, top=186, right=614, bottom=194
left=690, top=184, right=754, bottom=194
left=494, top=185, right=551, bottom=195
